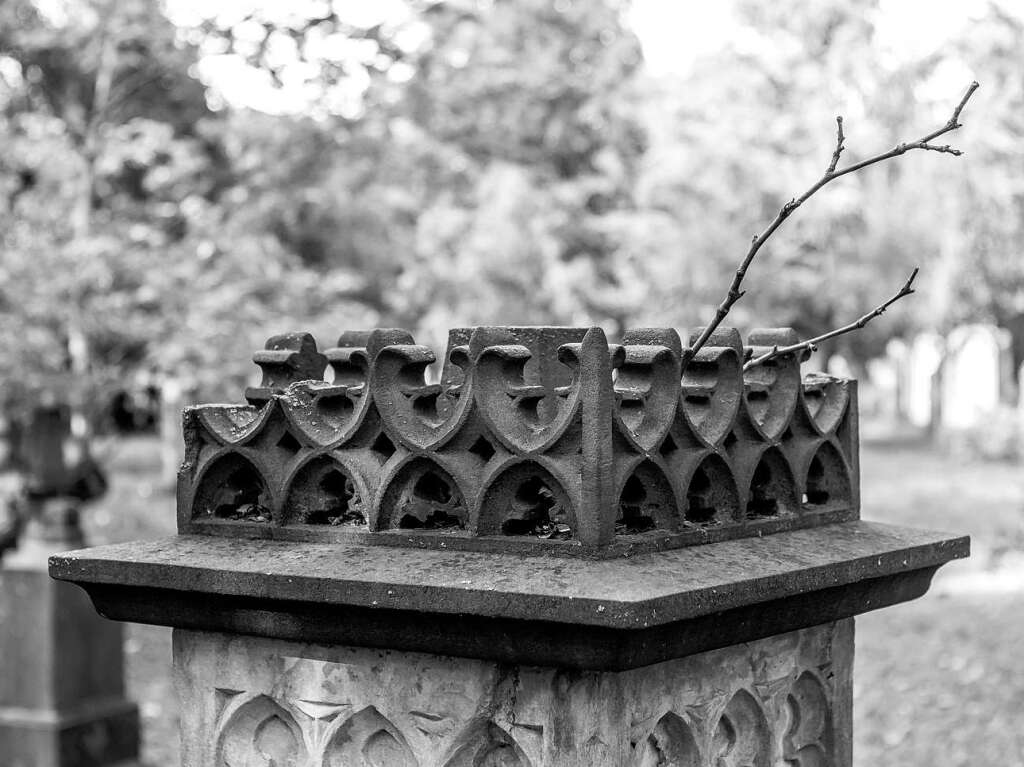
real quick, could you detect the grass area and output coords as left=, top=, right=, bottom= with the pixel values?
left=80, top=434, right=1023, bottom=766
left=859, top=435, right=1024, bottom=555
left=855, top=436, right=1024, bottom=764
left=855, top=595, right=1024, bottom=763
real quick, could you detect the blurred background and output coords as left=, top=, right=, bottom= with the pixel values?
left=2, top=0, right=1023, bottom=763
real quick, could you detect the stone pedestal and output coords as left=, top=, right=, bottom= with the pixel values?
left=174, top=622, right=851, bottom=767
left=0, top=532, right=139, bottom=767
left=52, top=521, right=963, bottom=767
left=48, top=325, right=970, bottom=766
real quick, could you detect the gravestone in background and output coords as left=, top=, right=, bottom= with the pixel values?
left=0, top=402, right=138, bottom=767
left=52, top=327, right=967, bottom=766
left=0, top=412, right=24, bottom=556
left=902, top=332, right=944, bottom=429
left=941, top=324, right=1009, bottom=431
left=1017, top=360, right=1024, bottom=450
left=885, top=324, right=1012, bottom=435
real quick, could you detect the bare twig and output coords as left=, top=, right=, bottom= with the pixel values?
left=826, top=115, right=845, bottom=174
left=743, top=268, right=919, bottom=370
left=683, top=81, right=979, bottom=367
left=98, top=70, right=168, bottom=124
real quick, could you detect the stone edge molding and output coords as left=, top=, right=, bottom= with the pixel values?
left=177, top=325, right=861, bottom=557
left=49, top=521, right=968, bottom=670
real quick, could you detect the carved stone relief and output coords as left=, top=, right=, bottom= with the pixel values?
left=324, top=706, right=417, bottom=767
left=179, top=326, right=859, bottom=555
left=631, top=711, right=700, bottom=767
left=782, top=673, right=833, bottom=767
left=711, top=690, right=770, bottom=767
left=217, top=695, right=308, bottom=767
left=443, top=722, right=532, bottom=767
left=179, top=622, right=850, bottom=767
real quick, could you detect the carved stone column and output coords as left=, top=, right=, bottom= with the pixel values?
left=171, top=620, right=851, bottom=766
left=51, top=327, right=967, bottom=766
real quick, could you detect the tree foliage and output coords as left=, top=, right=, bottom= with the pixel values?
left=0, top=0, right=1020, bottom=409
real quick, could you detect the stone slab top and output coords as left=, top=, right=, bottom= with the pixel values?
left=50, top=521, right=967, bottom=631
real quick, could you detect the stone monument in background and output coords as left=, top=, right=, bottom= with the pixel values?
left=0, top=411, right=24, bottom=557
left=1, top=400, right=139, bottom=767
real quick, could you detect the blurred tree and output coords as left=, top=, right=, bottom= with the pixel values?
left=0, top=0, right=212, bottom=391
left=632, top=0, right=956, bottom=373
left=192, top=0, right=647, bottom=343
left=0, top=0, right=379, bottom=408
left=946, top=6, right=1024, bottom=370
left=0, top=0, right=1011, bottom=422
left=392, top=0, right=648, bottom=339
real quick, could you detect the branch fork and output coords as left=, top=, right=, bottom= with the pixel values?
left=682, top=81, right=979, bottom=369
left=744, top=268, right=919, bottom=370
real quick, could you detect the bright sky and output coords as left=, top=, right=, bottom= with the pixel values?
left=163, top=0, right=1004, bottom=114
left=630, top=0, right=992, bottom=73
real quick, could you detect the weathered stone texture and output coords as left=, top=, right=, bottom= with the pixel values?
left=176, top=326, right=860, bottom=557
left=48, top=325, right=967, bottom=767
left=174, top=620, right=852, bottom=767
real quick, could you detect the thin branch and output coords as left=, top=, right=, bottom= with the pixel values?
left=826, top=115, right=845, bottom=174
left=683, top=81, right=979, bottom=368
left=743, top=268, right=919, bottom=371
left=98, top=70, right=167, bottom=123
left=86, top=1, right=120, bottom=141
